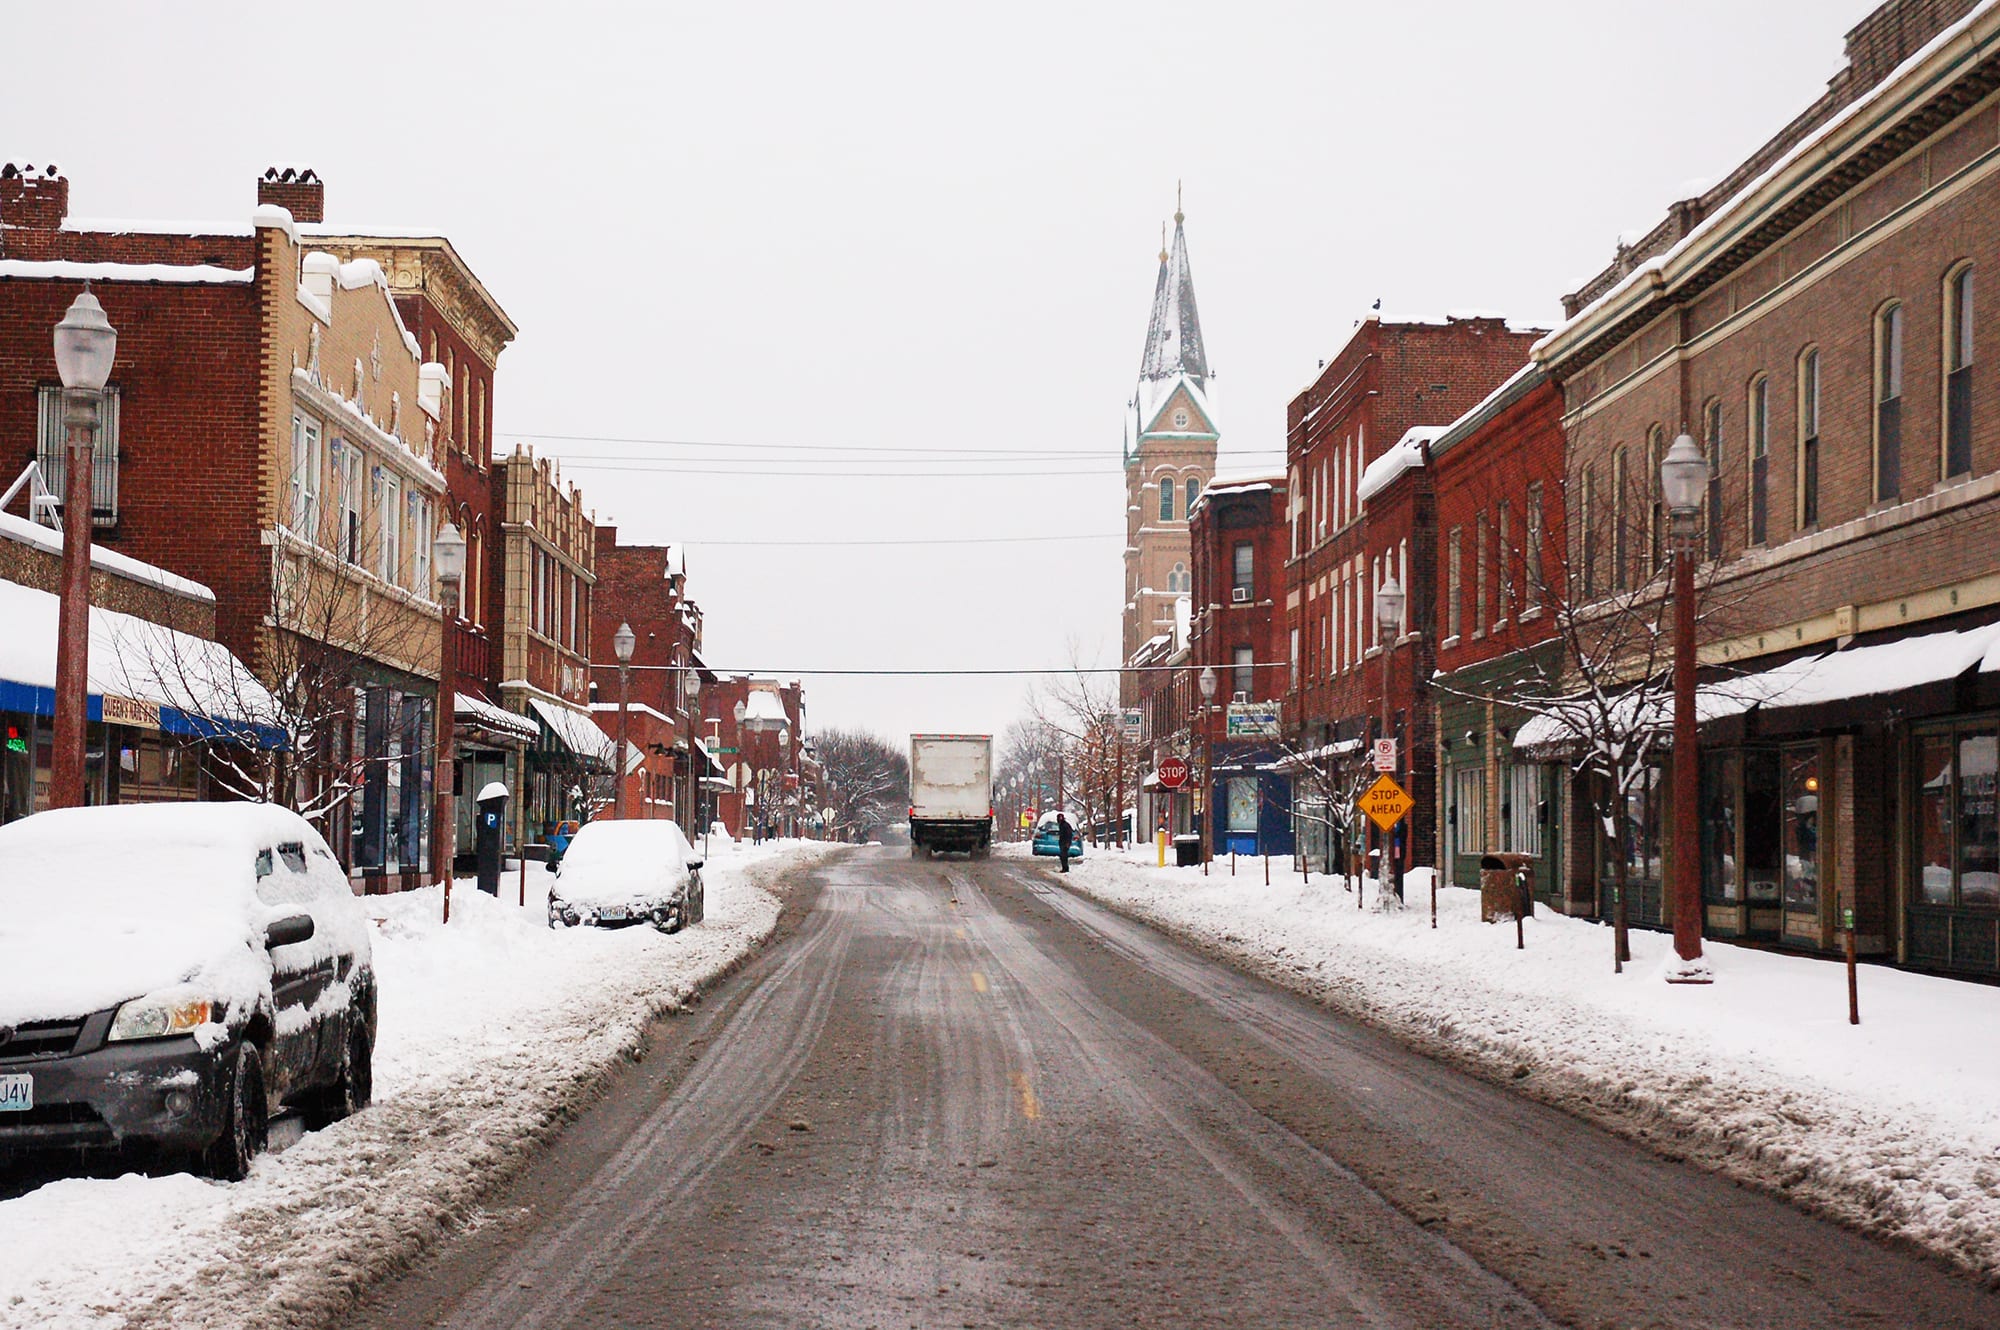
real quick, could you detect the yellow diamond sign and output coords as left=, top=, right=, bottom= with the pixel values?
left=1358, top=774, right=1414, bottom=832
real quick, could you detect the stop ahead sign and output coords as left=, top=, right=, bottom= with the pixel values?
left=1157, top=755, right=1191, bottom=790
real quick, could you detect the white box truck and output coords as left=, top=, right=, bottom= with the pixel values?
left=908, top=734, right=993, bottom=859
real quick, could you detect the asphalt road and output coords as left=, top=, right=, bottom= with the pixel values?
left=352, top=848, right=1998, bottom=1329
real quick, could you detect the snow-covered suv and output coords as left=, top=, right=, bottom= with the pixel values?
left=0, top=802, right=376, bottom=1179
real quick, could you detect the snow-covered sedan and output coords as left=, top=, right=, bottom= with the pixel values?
left=547, top=819, right=705, bottom=932
left=0, top=803, right=376, bottom=1179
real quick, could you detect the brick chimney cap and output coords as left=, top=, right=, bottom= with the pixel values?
left=1, top=162, right=62, bottom=181
left=261, top=164, right=320, bottom=184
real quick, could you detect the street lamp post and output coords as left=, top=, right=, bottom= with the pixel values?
left=431, top=522, right=466, bottom=913
left=1375, top=575, right=1406, bottom=906
left=612, top=622, right=636, bottom=819
left=1198, top=665, right=1218, bottom=867
left=1662, top=434, right=1711, bottom=979
left=778, top=726, right=792, bottom=839
left=49, top=289, right=117, bottom=810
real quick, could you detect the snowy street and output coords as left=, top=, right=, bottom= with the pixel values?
left=342, top=847, right=1991, bottom=1329
left=0, top=837, right=840, bottom=1330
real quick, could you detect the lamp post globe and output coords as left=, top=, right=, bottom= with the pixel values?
left=431, top=520, right=469, bottom=913
left=432, top=522, right=467, bottom=586
left=613, top=621, right=637, bottom=665
left=54, top=289, right=118, bottom=391
left=1375, top=575, right=1405, bottom=636
left=1661, top=434, right=1707, bottom=517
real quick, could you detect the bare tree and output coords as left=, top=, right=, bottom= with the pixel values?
left=1274, top=736, right=1375, bottom=886
left=815, top=727, right=909, bottom=841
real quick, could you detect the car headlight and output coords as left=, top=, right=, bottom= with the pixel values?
left=108, top=994, right=214, bottom=1042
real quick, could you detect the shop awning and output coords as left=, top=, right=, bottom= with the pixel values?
left=0, top=575, right=284, bottom=748
left=455, top=691, right=537, bottom=744
left=692, top=734, right=725, bottom=776
left=528, top=696, right=617, bottom=765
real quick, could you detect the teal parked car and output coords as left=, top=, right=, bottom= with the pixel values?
left=1030, top=812, right=1083, bottom=859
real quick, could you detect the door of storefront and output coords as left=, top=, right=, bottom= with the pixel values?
left=1703, top=745, right=1821, bottom=944
left=1909, top=722, right=2000, bottom=975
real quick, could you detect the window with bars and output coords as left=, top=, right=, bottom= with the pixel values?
left=1946, top=265, right=1975, bottom=479
left=35, top=386, right=122, bottom=527
left=1876, top=302, right=1904, bottom=501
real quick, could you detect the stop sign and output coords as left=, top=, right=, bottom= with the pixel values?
left=1157, top=755, right=1191, bottom=790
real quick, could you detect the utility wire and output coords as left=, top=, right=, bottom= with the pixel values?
left=676, top=532, right=1123, bottom=548
left=598, top=664, right=1283, bottom=675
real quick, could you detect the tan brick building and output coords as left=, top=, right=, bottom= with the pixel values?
left=1536, top=0, right=2000, bottom=976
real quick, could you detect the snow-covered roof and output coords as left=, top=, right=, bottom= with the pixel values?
left=63, top=217, right=257, bottom=237
left=1356, top=428, right=1443, bottom=505
left=1426, top=362, right=1544, bottom=461
left=0, top=574, right=277, bottom=741
left=0, top=259, right=252, bottom=285
left=0, top=507, right=214, bottom=601
left=528, top=697, right=617, bottom=764
left=1138, top=212, right=1209, bottom=388
left=1535, top=0, right=2000, bottom=367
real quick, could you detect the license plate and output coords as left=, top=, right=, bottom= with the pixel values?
left=597, top=906, right=628, bottom=921
left=0, top=1073, right=31, bottom=1112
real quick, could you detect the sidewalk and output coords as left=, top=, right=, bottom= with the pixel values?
left=0, top=837, right=844, bottom=1330
left=1008, top=841, right=2000, bottom=1279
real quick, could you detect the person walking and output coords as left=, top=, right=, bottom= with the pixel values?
left=1056, top=810, right=1075, bottom=874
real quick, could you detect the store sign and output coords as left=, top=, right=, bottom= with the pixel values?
left=1226, top=704, right=1281, bottom=738
left=101, top=695, right=161, bottom=731
left=1120, top=709, right=1143, bottom=744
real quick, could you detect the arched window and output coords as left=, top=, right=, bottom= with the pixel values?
left=1702, top=398, right=1723, bottom=561
left=1875, top=301, right=1905, bottom=501
left=1159, top=476, right=1175, bottom=523
left=1611, top=447, right=1629, bottom=590
left=1748, top=375, right=1770, bottom=545
left=1184, top=474, right=1201, bottom=518
left=1797, top=348, right=1821, bottom=529
left=1168, top=562, right=1189, bottom=594
left=1646, top=425, right=1665, bottom=571
left=1945, top=263, right=1975, bottom=478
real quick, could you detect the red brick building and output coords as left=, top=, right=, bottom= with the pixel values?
left=590, top=529, right=721, bottom=834
left=1188, top=475, right=1293, bottom=855
left=703, top=676, right=807, bottom=841
left=1284, top=315, right=1541, bottom=878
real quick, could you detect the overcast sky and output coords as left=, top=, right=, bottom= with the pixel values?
left=8, top=1, right=1880, bottom=749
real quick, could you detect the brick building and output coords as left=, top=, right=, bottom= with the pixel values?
left=1422, top=367, right=1572, bottom=905
left=1187, top=475, right=1293, bottom=856
left=298, top=169, right=532, bottom=862
left=1533, top=0, right=2000, bottom=976
left=1121, top=208, right=1217, bottom=702
left=1284, top=315, right=1541, bottom=879
left=703, top=676, right=806, bottom=841
left=590, top=528, right=722, bottom=834
left=493, top=447, right=604, bottom=851
left=0, top=165, right=452, bottom=888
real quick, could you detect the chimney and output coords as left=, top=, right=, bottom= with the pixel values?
left=0, top=162, right=69, bottom=232
left=257, top=165, right=324, bottom=224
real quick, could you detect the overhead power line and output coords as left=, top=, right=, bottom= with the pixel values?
left=676, top=532, right=1123, bottom=548
left=601, top=663, right=1284, bottom=675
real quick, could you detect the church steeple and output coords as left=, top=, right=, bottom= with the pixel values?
left=1137, top=205, right=1209, bottom=389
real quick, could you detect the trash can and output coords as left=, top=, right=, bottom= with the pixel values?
left=1479, top=852, right=1535, bottom=922
left=1174, top=833, right=1202, bottom=867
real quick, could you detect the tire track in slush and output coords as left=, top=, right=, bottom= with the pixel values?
left=431, top=897, right=857, bottom=1330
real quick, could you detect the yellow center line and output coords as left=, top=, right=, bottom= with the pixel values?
left=969, top=971, right=988, bottom=994
left=1012, top=1071, right=1040, bottom=1121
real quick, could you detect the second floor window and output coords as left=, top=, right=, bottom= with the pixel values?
left=377, top=472, right=401, bottom=584
left=1475, top=512, right=1490, bottom=634
left=1703, top=399, right=1724, bottom=561
left=1581, top=465, right=1598, bottom=598
left=36, top=385, right=123, bottom=527
left=1185, top=475, right=1202, bottom=518
left=1946, top=264, right=1975, bottom=478
left=1233, top=644, right=1254, bottom=701
left=1525, top=485, right=1544, bottom=611
left=1446, top=526, right=1463, bottom=638
left=1498, top=500, right=1513, bottom=621
left=1612, top=448, right=1629, bottom=589
left=1232, top=541, right=1254, bottom=596
left=334, top=442, right=363, bottom=564
left=1876, top=301, right=1905, bottom=501
left=1749, top=377, right=1770, bottom=545
left=290, top=410, right=322, bottom=540
left=1646, top=426, right=1665, bottom=572
left=1159, top=476, right=1175, bottom=523
left=1798, top=349, right=1821, bottom=529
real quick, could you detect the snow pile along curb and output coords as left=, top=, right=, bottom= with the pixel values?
left=1025, top=845, right=2000, bottom=1281
left=0, top=839, right=843, bottom=1330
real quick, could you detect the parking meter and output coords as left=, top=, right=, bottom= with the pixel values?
left=475, top=781, right=508, bottom=896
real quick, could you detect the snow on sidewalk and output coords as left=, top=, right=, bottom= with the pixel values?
left=1018, top=842, right=2000, bottom=1278
left=0, top=836, right=842, bottom=1330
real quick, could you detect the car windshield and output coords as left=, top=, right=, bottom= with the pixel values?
left=561, top=821, right=692, bottom=882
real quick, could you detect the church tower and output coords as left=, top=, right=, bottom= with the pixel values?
left=1121, top=202, right=1219, bottom=695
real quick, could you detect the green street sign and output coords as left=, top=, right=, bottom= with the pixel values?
left=1842, top=907, right=1856, bottom=931
left=715, top=746, right=740, bottom=754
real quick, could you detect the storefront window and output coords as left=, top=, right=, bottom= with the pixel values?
left=1226, top=778, right=1257, bottom=833
left=1625, top=766, right=1661, bottom=881
left=1702, top=752, right=1740, bottom=903
left=1918, top=735, right=1954, bottom=906
left=1742, top=751, right=1782, bottom=903
left=1452, top=765, right=1484, bottom=866
left=1502, top=763, right=1543, bottom=857
left=1783, top=748, right=1820, bottom=911
left=1959, top=732, right=1998, bottom=907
